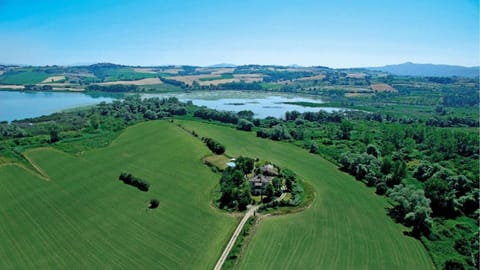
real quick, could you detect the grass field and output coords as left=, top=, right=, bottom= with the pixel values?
left=199, top=73, right=234, bottom=81
left=0, top=121, right=237, bottom=269
left=0, top=119, right=435, bottom=269
left=177, top=120, right=433, bottom=270
left=103, top=68, right=157, bottom=82
left=0, top=70, right=51, bottom=84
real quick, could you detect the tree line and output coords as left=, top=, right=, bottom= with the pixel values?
left=119, top=172, right=150, bottom=192
left=202, top=137, right=225, bottom=155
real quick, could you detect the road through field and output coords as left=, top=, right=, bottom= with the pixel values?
left=213, top=205, right=258, bottom=270
left=213, top=192, right=286, bottom=270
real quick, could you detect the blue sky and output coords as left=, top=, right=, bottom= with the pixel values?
left=0, top=0, right=478, bottom=67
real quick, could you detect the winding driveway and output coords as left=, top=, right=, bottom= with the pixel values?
left=213, top=205, right=258, bottom=270
left=213, top=193, right=286, bottom=270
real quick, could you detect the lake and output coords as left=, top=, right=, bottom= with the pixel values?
left=0, top=90, right=341, bottom=122
left=144, top=91, right=341, bottom=118
left=0, top=91, right=122, bottom=122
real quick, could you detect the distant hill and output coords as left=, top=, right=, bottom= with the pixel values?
left=367, top=62, right=479, bottom=77
left=88, top=63, right=124, bottom=68
left=287, top=64, right=304, bottom=68
left=208, top=63, right=237, bottom=68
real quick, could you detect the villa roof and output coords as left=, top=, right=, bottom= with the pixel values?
left=250, top=174, right=271, bottom=184
left=261, top=164, right=278, bottom=176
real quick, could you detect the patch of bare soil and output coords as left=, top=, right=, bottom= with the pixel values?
left=370, top=83, right=396, bottom=92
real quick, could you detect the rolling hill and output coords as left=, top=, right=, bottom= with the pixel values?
left=367, top=62, right=479, bottom=77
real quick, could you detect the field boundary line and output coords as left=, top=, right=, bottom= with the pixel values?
left=0, top=163, right=49, bottom=181
left=22, top=149, right=51, bottom=180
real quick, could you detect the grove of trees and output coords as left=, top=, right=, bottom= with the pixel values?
left=202, top=137, right=226, bottom=155
left=119, top=172, right=150, bottom=192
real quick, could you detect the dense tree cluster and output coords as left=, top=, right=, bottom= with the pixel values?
left=235, top=156, right=255, bottom=174
left=218, top=157, right=304, bottom=211
left=286, top=110, right=344, bottom=123
left=256, top=124, right=293, bottom=141
left=219, top=166, right=252, bottom=211
left=259, top=168, right=304, bottom=210
left=85, top=84, right=138, bottom=92
left=251, top=108, right=478, bottom=237
left=202, top=137, right=225, bottom=155
left=0, top=95, right=189, bottom=145
left=423, top=172, right=478, bottom=219
left=236, top=119, right=254, bottom=131
left=218, top=157, right=255, bottom=210
left=194, top=108, right=239, bottom=124
left=119, top=172, right=150, bottom=192
left=387, top=185, right=433, bottom=236
left=0, top=123, right=27, bottom=138
left=281, top=168, right=303, bottom=205
left=426, top=116, right=478, bottom=128
left=24, top=84, right=53, bottom=91
left=48, top=124, right=62, bottom=143
left=159, top=77, right=187, bottom=87
left=340, top=152, right=381, bottom=181
left=218, top=157, right=304, bottom=210
left=93, top=96, right=187, bottom=124
left=442, top=89, right=479, bottom=107
left=215, top=82, right=262, bottom=90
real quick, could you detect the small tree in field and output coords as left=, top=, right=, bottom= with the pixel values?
left=149, top=199, right=160, bottom=209
left=49, top=124, right=61, bottom=143
left=309, top=141, right=319, bottom=154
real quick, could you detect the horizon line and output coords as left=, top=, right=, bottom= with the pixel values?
left=1, top=61, right=479, bottom=68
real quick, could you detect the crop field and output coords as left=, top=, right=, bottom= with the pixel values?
left=295, top=74, right=326, bottom=81
left=199, top=73, right=234, bottom=81
left=41, top=76, right=66, bottom=83
left=103, top=68, right=157, bottom=82
left=0, top=121, right=236, bottom=269
left=0, top=84, right=24, bottom=89
left=97, top=77, right=163, bottom=86
left=371, top=83, right=396, bottom=92
left=177, top=120, right=433, bottom=270
left=168, top=73, right=263, bottom=86
left=0, top=70, right=51, bottom=84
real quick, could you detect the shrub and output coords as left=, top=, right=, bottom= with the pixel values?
left=237, top=119, right=254, bottom=131
left=443, top=259, right=465, bottom=270
left=202, top=137, right=225, bottom=154
left=149, top=199, right=160, bottom=209
left=118, top=172, right=150, bottom=192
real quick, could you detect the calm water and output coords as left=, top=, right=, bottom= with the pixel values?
left=1, top=90, right=341, bottom=122
left=144, top=91, right=341, bottom=118
left=0, top=91, right=122, bottom=122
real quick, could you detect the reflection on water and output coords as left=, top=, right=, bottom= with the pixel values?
left=143, top=91, right=342, bottom=119
left=0, top=91, right=121, bottom=122
left=1, top=90, right=343, bottom=122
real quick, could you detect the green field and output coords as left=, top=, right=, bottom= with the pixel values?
left=0, top=119, right=434, bottom=269
left=199, top=73, right=234, bottom=81
left=0, top=70, right=51, bottom=84
left=0, top=121, right=236, bottom=269
left=177, top=120, right=433, bottom=269
left=103, top=68, right=157, bottom=82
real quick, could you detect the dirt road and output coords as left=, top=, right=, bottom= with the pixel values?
left=213, top=205, right=258, bottom=270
